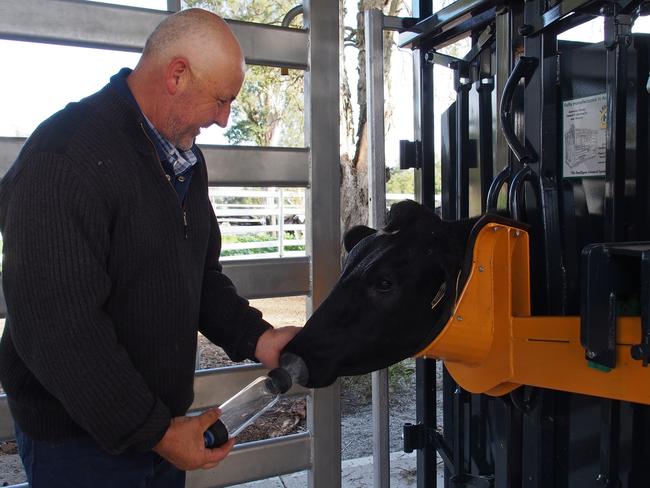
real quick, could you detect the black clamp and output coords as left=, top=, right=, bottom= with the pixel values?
left=403, top=423, right=454, bottom=471
left=581, top=243, right=650, bottom=369
left=404, top=423, right=495, bottom=486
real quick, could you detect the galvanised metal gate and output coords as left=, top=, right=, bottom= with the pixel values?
left=0, top=1, right=342, bottom=486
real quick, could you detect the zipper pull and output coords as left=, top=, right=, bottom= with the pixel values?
left=183, top=211, right=188, bottom=239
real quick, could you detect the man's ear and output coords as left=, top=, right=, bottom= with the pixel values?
left=343, top=225, right=376, bottom=252
left=165, top=57, right=191, bottom=95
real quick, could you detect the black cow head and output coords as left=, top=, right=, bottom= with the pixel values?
left=284, top=200, right=480, bottom=388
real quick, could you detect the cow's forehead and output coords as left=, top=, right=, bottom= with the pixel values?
left=342, top=227, right=438, bottom=277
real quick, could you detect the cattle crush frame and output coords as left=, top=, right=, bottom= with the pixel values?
left=0, top=1, right=341, bottom=487
left=366, top=0, right=650, bottom=486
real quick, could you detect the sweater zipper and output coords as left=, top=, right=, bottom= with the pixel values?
left=140, top=123, right=189, bottom=239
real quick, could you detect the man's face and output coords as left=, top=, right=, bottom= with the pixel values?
left=168, top=66, right=244, bottom=150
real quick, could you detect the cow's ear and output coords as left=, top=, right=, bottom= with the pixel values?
left=385, top=199, right=441, bottom=232
left=344, top=225, right=376, bottom=252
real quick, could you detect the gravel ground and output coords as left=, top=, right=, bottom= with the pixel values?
left=0, top=296, right=437, bottom=486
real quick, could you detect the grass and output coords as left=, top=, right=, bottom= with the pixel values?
left=221, top=232, right=305, bottom=257
left=341, top=359, right=416, bottom=404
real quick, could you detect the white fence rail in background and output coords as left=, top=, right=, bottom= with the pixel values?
left=210, top=189, right=415, bottom=260
left=210, top=187, right=306, bottom=259
left=211, top=189, right=415, bottom=260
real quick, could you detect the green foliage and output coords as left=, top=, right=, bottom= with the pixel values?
left=386, top=168, right=415, bottom=194
left=386, top=166, right=442, bottom=196
left=184, top=0, right=304, bottom=147
left=224, top=66, right=304, bottom=147
left=185, top=0, right=301, bottom=25
left=221, top=232, right=304, bottom=257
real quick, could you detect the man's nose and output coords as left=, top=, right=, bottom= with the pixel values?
left=215, top=102, right=232, bottom=128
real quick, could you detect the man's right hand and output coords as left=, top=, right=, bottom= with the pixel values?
left=153, top=408, right=235, bottom=470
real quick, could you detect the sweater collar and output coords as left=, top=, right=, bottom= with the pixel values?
left=108, top=69, right=199, bottom=171
left=109, top=68, right=168, bottom=160
left=80, top=70, right=156, bottom=156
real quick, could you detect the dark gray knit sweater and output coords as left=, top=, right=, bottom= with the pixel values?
left=0, top=81, right=271, bottom=454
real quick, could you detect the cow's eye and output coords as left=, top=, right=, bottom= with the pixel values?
left=376, top=277, right=393, bottom=292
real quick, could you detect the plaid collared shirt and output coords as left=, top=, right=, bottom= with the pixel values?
left=143, top=116, right=197, bottom=176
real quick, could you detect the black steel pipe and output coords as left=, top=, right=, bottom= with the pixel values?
left=499, top=56, right=538, bottom=165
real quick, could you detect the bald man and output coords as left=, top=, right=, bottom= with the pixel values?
left=0, top=8, right=298, bottom=487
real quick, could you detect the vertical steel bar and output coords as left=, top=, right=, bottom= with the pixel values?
left=366, top=9, right=388, bottom=228
left=365, top=9, right=391, bottom=488
left=442, top=368, right=454, bottom=488
left=412, top=1, right=438, bottom=486
left=441, top=99, right=457, bottom=219
left=492, top=8, right=515, bottom=488
left=279, top=189, right=285, bottom=257
left=522, top=0, right=563, bottom=313
left=494, top=9, right=513, bottom=178
left=416, top=359, right=438, bottom=488
left=304, top=0, right=342, bottom=486
left=599, top=14, right=630, bottom=486
left=453, top=386, right=467, bottom=480
left=599, top=399, right=621, bottom=487
left=413, top=13, right=436, bottom=210
left=477, top=77, right=494, bottom=213
left=455, top=74, right=471, bottom=219
left=604, top=11, right=632, bottom=243
left=166, top=0, right=181, bottom=12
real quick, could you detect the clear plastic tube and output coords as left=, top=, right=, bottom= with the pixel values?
left=203, top=353, right=308, bottom=448
left=219, top=376, right=280, bottom=437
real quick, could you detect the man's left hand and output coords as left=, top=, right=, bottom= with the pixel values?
left=255, top=326, right=301, bottom=368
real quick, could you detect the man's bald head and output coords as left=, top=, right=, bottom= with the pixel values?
left=128, top=8, right=246, bottom=149
left=140, top=8, right=244, bottom=76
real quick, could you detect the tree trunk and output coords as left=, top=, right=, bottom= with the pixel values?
left=340, top=0, right=404, bottom=237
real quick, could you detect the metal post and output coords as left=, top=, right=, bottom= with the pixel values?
left=304, top=0, right=342, bottom=486
left=365, top=9, right=390, bottom=488
left=166, top=0, right=181, bottom=12
left=279, top=189, right=285, bottom=257
left=365, top=8, right=388, bottom=229
left=603, top=8, right=632, bottom=243
left=522, top=0, right=564, bottom=315
left=477, top=76, right=494, bottom=213
left=411, top=1, right=439, bottom=485
left=364, top=9, right=390, bottom=488
left=494, top=8, right=513, bottom=178
left=415, top=360, right=438, bottom=488
left=454, top=69, right=471, bottom=219
left=414, top=48, right=436, bottom=211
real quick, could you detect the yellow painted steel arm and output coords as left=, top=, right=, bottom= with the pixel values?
left=415, top=223, right=650, bottom=405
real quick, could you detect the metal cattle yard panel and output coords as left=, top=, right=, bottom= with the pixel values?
left=381, top=0, right=650, bottom=486
left=0, top=1, right=341, bottom=487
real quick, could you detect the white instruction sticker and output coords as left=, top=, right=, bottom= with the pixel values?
left=562, top=93, right=607, bottom=177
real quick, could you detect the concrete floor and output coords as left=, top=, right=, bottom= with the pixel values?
left=233, top=451, right=445, bottom=487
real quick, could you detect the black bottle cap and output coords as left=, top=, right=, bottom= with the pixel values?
left=204, top=418, right=229, bottom=448
left=268, top=367, right=293, bottom=394
left=279, top=352, right=309, bottom=387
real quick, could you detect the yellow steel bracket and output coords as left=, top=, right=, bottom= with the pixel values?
left=416, top=223, right=650, bottom=404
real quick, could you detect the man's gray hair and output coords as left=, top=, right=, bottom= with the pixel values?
left=142, top=8, right=224, bottom=60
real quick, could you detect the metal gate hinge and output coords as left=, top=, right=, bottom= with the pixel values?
left=399, top=140, right=421, bottom=169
